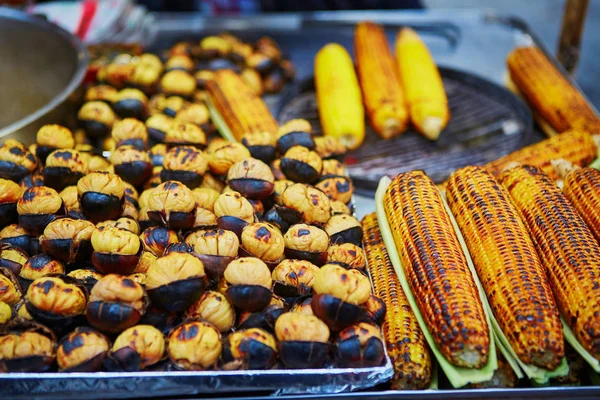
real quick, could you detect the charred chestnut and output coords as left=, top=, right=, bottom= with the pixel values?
left=240, top=222, right=284, bottom=266
left=147, top=181, right=196, bottom=230
left=273, top=180, right=293, bottom=206
left=192, top=188, right=220, bottom=212
left=0, top=267, right=22, bottom=306
left=163, top=242, right=195, bottom=255
left=311, top=264, right=371, bottom=331
left=112, top=88, right=148, bottom=120
left=59, top=186, right=86, bottom=219
left=315, top=136, right=346, bottom=161
left=19, top=171, right=45, bottom=191
left=17, top=186, right=66, bottom=234
left=325, top=215, right=363, bottom=246
left=19, top=254, right=64, bottom=291
left=280, top=146, right=322, bottom=184
left=67, top=269, right=103, bottom=293
left=161, top=146, right=208, bottom=189
left=120, top=198, right=139, bottom=221
left=0, top=226, right=38, bottom=257
left=284, top=224, right=329, bottom=266
left=198, top=36, right=231, bottom=59
left=0, top=320, right=56, bottom=372
left=316, top=176, right=354, bottom=205
left=0, top=139, right=38, bottom=182
left=330, top=201, right=351, bottom=216
left=0, top=301, right=11, bottom=325
left=35, top=124, right=75, bottom=164
left=281, top=183, right=331, bottom=225
left=272, top=259, right=319, bottom=299
left=43, top=149, right=88, bottom=191
left=106, top=324, right=165, bottom=371
left=167, top=320, right=221, bottom=370
left=140, top=226, right=179, bottom=257
left=200, top=172, right=226, bottom=193
left=165, top=55, right=194, bottom=73
left=363, top=295, right=386, bottom=325
left=275, top=312, right=330, bottom=369
left=111, top=146, right=153, bottom=186
left=333, top=322, right=385, bottom=368
left=96, top=217, right=140, bottom=235
left=146, top=252, right=206, bottom=312
left=0, top=178, right=20, bottom=228
left=223, top=328, right=277, bottom=370
left=91, top=226, right=142, bottom=274
left=160, top=70, right=196, bottom=98
left=150, top=143, right=167, bottom=166
left=237, top=295, right=285, bottom=333
left=227, top=158, right=274, bottom=200
left=160, top=96, right=186, bottom=118
left=164, top=120, right=207, bottom=149
left=144, top=166, right=164, bottom=189
left=241, top=132, right=277, bottom=164
left=138, top=208, right=159, bottom=232
left=111, top=118, right=148, bottom=150
left=246, top=53, right=274, bottom=76
left=208, top=143, right=251, bottom=177
left=85, top=85, right=118, bottom=104
left=86, top=274, right=149, bottom=333
left=176, top=103, right=213, bottom=134
left=0, top=244, right=28, bottom=276
left=78, top=172, right=125, bottom=222
left=270, top=160, right=286, bottom=181
left=327, top=243, right=366, bottom=270
left=193, top=228, right=238, bottom=279
left=214, top=191, right=255, bottom=237
left=224, top=257, right=272, bottom=312
left=87, top=155, right=112, bottom=173
left=145, top=114, right=174, bottom=143
left=290, top=296, right=314, bottom=316
left=57, top=327, right=109, bottom=372
left=263, top=67, right=285, bottom=94
left=185, top=290, right=235, bottom=333
left=191, top=207, right=217, bottom=230
left=194, top=70, right=215, bottom=90
left=134, top=251, right=157, bottom=275
left=25, top=274, right=87, bottom=327
left=78, top=101, right=116, bottom=139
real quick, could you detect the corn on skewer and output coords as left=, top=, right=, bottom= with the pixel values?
left=354, top=22, right=409, bottom=139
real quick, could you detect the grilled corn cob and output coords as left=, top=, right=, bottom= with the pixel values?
left=500, top=164, right=600, bottom=361
left=507, top=47, right=600, bottom=135
left=470, top=354, right=518, bottom=389
left=559, top=166, right=600, bottom=243
left=315, top=43, right=365, bottom=150
left=395, top=28, right=450, bottom=140
left=354, top=22, right=408, bottom=139
left=206, top=69, right=278, bottom=141
left=446, top=165, right=564, bottom=370
left=384, top=170, right=490, bottom=368
left=362, top=213, right=432, bottom=389
left=484, top=129, right=597, bottom=180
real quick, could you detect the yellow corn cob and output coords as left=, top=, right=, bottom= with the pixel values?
left=446, top=165, right=564, bottom=370
left=384, top=170, right=490, bottom=368
left=395, top=28, right=450, bottom=140
left=561, top=167, right=600, bottom=243
left=362, top=213, right=432, bottom=389
left=484, top=129, right=597, bottom=180
left=507, top=47, right=600, bottom=135
left=354, top=22, right=409, bottom=139
left=206, top=69, right=278, bottom=141
left=314, top=43, right=365, bottom=150
left=500, top=164, right=600, bottom=361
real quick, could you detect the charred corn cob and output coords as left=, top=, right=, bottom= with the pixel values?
left=507, top=47, right=600, bottom=135
left=362, top=213, right=432, bottom=389
left=484, top=129, right=597, bottom=180
left=500, top=165, right=600, bottom=361
left=395, top=28, right=450, bottom=140
left=384, top=170, right=490, bottom=368
left=206, top=69, right=278, bottom=141
left=446, top=165, right=564, bottom=370
left=315, top=43, right=365, bottom=150
left=561, top=166, right=600, bottom=243
left=354, top=22, right=409, bottom=139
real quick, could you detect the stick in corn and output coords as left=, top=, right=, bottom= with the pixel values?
left=354, top=22, right=409, bottom=139
left=315, top=43, right=365, bottom=150
left=507, top=47, right=600, bottom=135
left=384, top=170, right=490, bottom=368
left=362, top=212, right=432, bottom=389
left=446, top=165, right=564, bottom=370
left=500, top=164, right=600, bottom=361
left=395, top=28, right=450, bottom=140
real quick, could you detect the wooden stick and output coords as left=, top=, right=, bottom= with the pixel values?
left=558, top=0, right=589, bottom=73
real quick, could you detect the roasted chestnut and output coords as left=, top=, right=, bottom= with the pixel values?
left=147, top=180, right=196, bottom=230
left=224, top=257, right=272, bottom=312
left=120, top=198, right=139, bottom=221
left=185, top=290, right=235, bottom=333
left=134, top=251, right=157, bottom=275
left=39, top=218, right=93, bottom=266
left=315, top=136, right=346, bottom=161
left=327, top=243, right=366, bottom=270
left=164, top=120, right=207, bottom=149
left=325, top=215, right=363, bottom=246
left=311, top=264, right=371, bottom=331
left=43, top=149, right=89, bottom=191
left=214, top=191, right=255, bottom=237
left=77, top=172, right=125, bottom=222
left=57, top=327, right=109, bottom=372
left=246, top=52, right=274, bottom=75
left=363, top=295, right=386, bottom=325
left=321, top=159, right=346, bottom=177
left=280, top=146, right=323, bottom=184
left=276, top=119, right=315, bottom=155
left=227, top=158, right=274, bottom=200
left=19, top=254, right=64, bottom=291
left=263, top=67, right=285, bottom=94
left=284, top=224, right=329, bottom=266
left=240, top=68, right=263, bottom=96
left=270, top=160, right=286, bottom=181
left=111, top=145, right=153, bottom=186
left=0, top=244, right=28, bottom=276
left=25, top=274, right=87, bottom=327
left=161, top=145, right=208, bottom=189
left=240, top=222, right=284, bottom=267
left=222, top=328, right=277, bottom=370
left=248, top=199, right=264, bottom=218
left=0, top=267, right=22, bottom=306
left=194, top=70, right=215, bottom=89
left=165, top=54, right=195, bottom=72
left=200, top=172, right=226, bottom=193
left=17, top=186, right=66, bottom=234
left=275, top=312, right=330, bottom=369
left=111, top=118, right=149, bottom=150
left=106, top=324, right=165, bottom=371
left=67, top=269, right=103, bottom=293
left=0, top=320, right=56, bottom=372
left=14, top=299, right=32, bottom=320
left=273, top=180, right=293, bottom=206
left=241, top=132, right=277, bottom=164
left=86, top=274, right=149, bottom=333
left=237, top=295, right=285, bottom=333
left=160, top=70, right=196, bottom=98
left=229, top=41, right=252, bottom=64
left=192, top=228, right=238, bottom=279
left=78, top=101, right=116, bottom=139
left=144, top=166, right=164, bottom=189
left=192, top=187, right=220, bottom=211
left=140, top=226, right=179, bottom=257
left=272, top=259, right=319, bottom=299
left=19, top=171, right=45, bottom=191
left=333, top=322, right=385, bottom=368
left=87, top=155, right=112, bottom=173
left=290, top=296, right=314, bottom=316
left=198, top=36, right=231, bottom=59
left=0, top=227, right=37, bottom=258
left=281, top=183, right=331, bottom=225
left=316, top=176, right=354, bottom=205
left=97, top=217, right=140, bottom=235
left=138, top=208, right=159, bottom=232
left=167, top=320, right=221, bottom=370
left=160, top=95, right=186, bottom=117
left=208, top=142, right=251, bottom=176
left=176, top=103, right=212, bottom=134
left=191, top=207, right=217, bottom=230
left=150, top=143, right=167, bottom=166
left=35, top=124, right=75, bottom=164
left=112, top=88, right=148, bottom=120
left=59, top=186, right=86, bottom=219
left=85, top=85, right=118, bottom=104
left=330, top=201, right=351, bottom=216
left=0, top=139, right=38, bottom=182
left=145, top=114, right=174, bottom=143
left=146, top=251, right=206, bottom=312
left=163, top=242, right=195, bottom=255
left=91, top=226, right=142, bottom=274
left=0, top=301, right=12, bottom=325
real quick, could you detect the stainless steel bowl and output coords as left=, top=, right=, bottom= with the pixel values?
left=0, top=7, right=88, bottom=143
